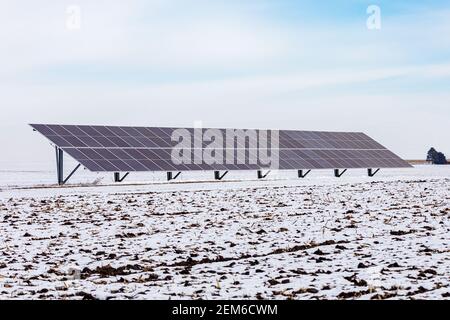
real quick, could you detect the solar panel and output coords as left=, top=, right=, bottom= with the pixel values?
left=30, top=124, right=411, bottom=175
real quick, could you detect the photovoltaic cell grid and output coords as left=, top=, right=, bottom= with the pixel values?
left=30, top=124, right=411, bottom=172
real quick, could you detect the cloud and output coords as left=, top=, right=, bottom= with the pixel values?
left=0, top=0, right=292, bottom=80
left=2, top=1, right=450, bottom=81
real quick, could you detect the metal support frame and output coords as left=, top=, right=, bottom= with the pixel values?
left=368, top=168, right=380, bottom=177
left=167, top=171, right=181, bottom=181
left=214, top=171, right=228, bottom=181
left=55, top=147, right=82, bottom=185
left=114, top=172, right=130, bottom=183
left=298, top=169, right=311, bottom=178
left=257, top=170, right=271, bottom=179
left=334, top=169, right=347, bottom=178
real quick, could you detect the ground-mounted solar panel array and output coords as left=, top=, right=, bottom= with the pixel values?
left=30, top=124, right=411, bottom=175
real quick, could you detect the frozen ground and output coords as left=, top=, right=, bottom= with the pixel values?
left=0, top=165, right=449, bottom=300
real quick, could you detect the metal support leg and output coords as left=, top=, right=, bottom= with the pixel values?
left=114, top=172, right=130, bottom=183
left=298, top=169, right=311, bottom=178
left=257, top=170, right=271, bottom=179
left=368, top=168, right=380, bottom=177
left=55, top=147, right=82, bottom=185
left=167, top=172, right=181, bottom=181
left=214, top=171, right=228, bottom=181
left=56, top=147, right=64, bottom=185
left=334, top=169, right=347, bottom=178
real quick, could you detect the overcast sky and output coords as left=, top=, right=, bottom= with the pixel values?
left=1, top=0, right=449, bottom=168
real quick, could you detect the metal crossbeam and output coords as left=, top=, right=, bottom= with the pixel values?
left=214, top=171, right=228, bottom=181
left=298, top=169, right=311, bottom=178
left=334, top=169, right=347, bottom=178
left=114, top=172, right=130, bottom=182
left=167, top=172, right=181, bottom=181
left=257, top=170, right=271, bottom=179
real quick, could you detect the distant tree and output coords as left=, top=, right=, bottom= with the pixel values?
left=426, top=148, right=437, bottom=162
left=426, top=147, right=448, bottom=164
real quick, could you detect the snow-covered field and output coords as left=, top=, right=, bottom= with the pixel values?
left=0, top=165, right=449, bottom=300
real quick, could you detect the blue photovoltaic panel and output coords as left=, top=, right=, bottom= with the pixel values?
left=30, top=124, right=412, bottom=172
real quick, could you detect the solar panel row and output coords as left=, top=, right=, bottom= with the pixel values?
left=30, top=124, right=411, bottom=173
